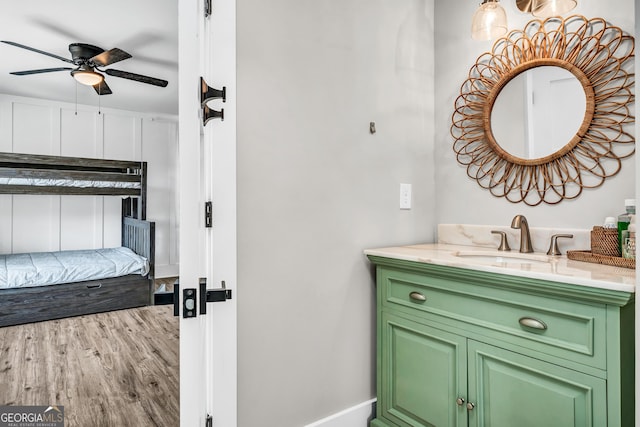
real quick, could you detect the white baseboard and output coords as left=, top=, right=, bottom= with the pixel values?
left=305, top=399, right=376, bottom=427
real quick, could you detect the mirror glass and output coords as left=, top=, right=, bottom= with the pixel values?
left=490, top=66, right=586, bottom=159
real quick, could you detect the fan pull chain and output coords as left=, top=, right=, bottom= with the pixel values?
left=98, top=85, right=101, bottom=115
left=75, top=81, right=78, bottom=116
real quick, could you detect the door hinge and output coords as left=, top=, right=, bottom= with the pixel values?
left=204, top=0, right=212, bottom=18
left=200, top=278, right=232, bottom=315
left=206, top=414, right=213, bottom=426
left=205, top=201, right=213, bottom=228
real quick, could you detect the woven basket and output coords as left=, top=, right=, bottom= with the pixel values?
left=590, top=226, right=620, bottom=257
left=567, top=250, right=636, bottom=269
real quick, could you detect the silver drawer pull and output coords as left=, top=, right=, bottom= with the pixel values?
left=519, top=317, right=547, bottom=331
left=86, top=283, right=103, bottom=289
left=409, top=292, right=426, bottom=302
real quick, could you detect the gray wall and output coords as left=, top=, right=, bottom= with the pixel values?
left=237, top=0, right=435, bottom=425
left=434, top=0, right=635, bottom=229
left=237, top=0, right=635, bottom=425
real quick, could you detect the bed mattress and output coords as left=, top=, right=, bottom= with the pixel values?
left=0, top=177, right=140, bottom=189
left=0, top=247, right=149, bottom=289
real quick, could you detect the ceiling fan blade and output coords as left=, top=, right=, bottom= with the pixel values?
left=91, top=48, right=132, bottom=67
left=93, top=80, right=113, bottom=95
left=1, top=40, right=74, bottom=64
left=104, top=69, right=168, bottom=87
left=10, top=67, right=73, bottom=75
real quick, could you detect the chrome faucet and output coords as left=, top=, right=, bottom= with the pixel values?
left=511, top=215, right=533, bottom=253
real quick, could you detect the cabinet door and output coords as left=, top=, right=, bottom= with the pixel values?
left=379, top=312, right=467, bottom=427
left=467, top=340, right=606, bottom=427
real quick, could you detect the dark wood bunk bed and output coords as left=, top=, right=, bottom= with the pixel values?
left=0, top=152, right=155, bottom=327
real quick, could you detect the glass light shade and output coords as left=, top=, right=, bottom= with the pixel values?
left=471, top=1, right=508, bottom=41
left=72, top=70, right=104, bottom=86
left=531, top=0, right=577, bottom=18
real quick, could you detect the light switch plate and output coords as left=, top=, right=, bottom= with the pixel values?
left=400, top=183, right=412, bottom=209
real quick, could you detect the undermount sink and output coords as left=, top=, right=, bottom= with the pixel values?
left=453, top=251, right=554, bottom=264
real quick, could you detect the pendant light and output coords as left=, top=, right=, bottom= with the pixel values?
left=471, top=0, right=508, bottom=41
left=516, top=0, right=577, bottom=18
left=532, top=0, right=577, bottom=17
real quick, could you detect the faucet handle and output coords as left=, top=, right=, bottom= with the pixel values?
left=491, top=230, right=511, bottom=251
left=546, top=234, right=574, bottom=256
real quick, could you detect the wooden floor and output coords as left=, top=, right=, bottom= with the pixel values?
left=0, top=305, right=179, bottom=427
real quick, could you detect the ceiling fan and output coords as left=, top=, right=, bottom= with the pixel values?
left=1, top=41, right=168, bottom=95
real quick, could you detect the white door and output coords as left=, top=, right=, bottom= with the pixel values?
left=178, top=0, right=237, bottom=426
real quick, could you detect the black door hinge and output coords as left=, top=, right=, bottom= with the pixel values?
left=206, top=413, right=213, bottom=426
left=200, top=278, right=232, bottom=315
left=204, top=0, right=212, bottom=17
left=205, top=201, right=213, bottom=228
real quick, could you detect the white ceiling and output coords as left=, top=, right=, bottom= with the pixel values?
left=0, top=0, right=178, bottom=115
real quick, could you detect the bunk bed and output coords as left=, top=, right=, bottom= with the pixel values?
left=0, top=152, right=155, bottom=327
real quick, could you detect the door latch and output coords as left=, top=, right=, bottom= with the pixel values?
left=200, top=278, right=232, bottom=315
left=153, top=279, right=180, bottom=317
left=183, top=288, right=197, bottom=318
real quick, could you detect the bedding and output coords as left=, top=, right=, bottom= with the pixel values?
left=0, top=247, right=149, bottom=289
left=0, top=177, right=140, bottom=189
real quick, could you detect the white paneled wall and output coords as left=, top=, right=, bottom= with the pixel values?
left=0, top=94, right=179, bottom=277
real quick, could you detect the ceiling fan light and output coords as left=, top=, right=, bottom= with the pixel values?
left=531, top=0, right=577, bottom=18
left=72, top=69, right=104, bottom=86
left=471, top=0, right=508, bottom=41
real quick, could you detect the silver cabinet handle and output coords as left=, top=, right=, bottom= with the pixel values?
left=519, top=317, right=547, bottom=330
left=86, top=283, right=103, bottom=289
left=466, top=402, right=475, bottom=411
left=456, top=397, right=465, bottom=406
left=409, top=292, right=426, bottom=302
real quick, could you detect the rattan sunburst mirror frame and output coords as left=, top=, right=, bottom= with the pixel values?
left=451, top=15, right=635, bottom=206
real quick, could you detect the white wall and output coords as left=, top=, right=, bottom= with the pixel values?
left=0, top=94, right=179, bottom=277
left=434, top=1, right=635, bottom=229
left=236, top=0, right=435, bottom=425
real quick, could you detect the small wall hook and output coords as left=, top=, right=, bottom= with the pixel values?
left=201, top=77, right=226, bottom=105
left=203, top=104, right=224, bottom=126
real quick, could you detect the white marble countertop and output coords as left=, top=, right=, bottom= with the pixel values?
left=364, top=243, right=636, bottom=293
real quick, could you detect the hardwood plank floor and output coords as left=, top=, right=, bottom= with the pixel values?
left=0, top=305, right=179, bottom=427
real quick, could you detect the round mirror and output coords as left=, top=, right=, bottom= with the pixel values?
left=490, top=66, right=587, bottom=160
left=450, top=15, right=635, bottom=206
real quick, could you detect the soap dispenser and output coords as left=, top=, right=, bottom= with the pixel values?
left=622, top=215, right=636, bottom=260
left=618, top=199, right=636, bottom=253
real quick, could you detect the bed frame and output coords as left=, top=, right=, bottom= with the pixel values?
left=0, top=152, right=156, bottom=327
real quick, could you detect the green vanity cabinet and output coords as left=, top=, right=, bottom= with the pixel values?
left=367, top=255, right=635, bottom=427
